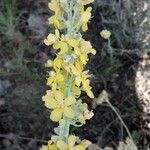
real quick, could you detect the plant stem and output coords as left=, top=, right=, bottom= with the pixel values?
left=106, top=99, right=134, bottom=142
left=59, top=0, right=75, bottom=141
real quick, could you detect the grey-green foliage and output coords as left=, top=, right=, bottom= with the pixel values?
left=12, top=41, right=36, bottom=80
left=94, top=0, right=134, bottom=48
left=0, top=0, right=20, bottom=39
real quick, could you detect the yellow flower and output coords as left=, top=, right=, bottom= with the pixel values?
left=53, top=38, right=80, bottom=55
left=45, top=57, right=63, bottom=90
left=100, top=29, right=111, bottom=39
left=72, top=85, right=81, bottom=96
left=73, top=39, right=96, bottom=64
left=40, top=145, right=48, bottom=150
left=74, top=100, right=89, bottom=124
left=48, top=15, right=62, bottom=29
left=43, top=90, right=76, bottom=122
left=67, top=39, right=80, bottom=48
left=48, top=0, right=60, bottom=15
left=40, top=140, right=57, bottom=150
left=56, top=135, right=91, bottom=150
left=84, top=110, right=94, bottom=120
left=80, top=39, right=96, bottom=55
left=71, top=62, right=94, bottom=98
left=77, top=0, right=94, bottom=5
left=47, top=70, right=64, bottom=92
left=45, top=59, right=53, bottom=68
left=54, top=41, right=69, bottom=54
left=81, top=7, right=92, bottom=32
left=53, top=57, right=63, bottom=70
left=44, top=30, right=60, bottom=46
left=44, top=34, right=58, bottom=46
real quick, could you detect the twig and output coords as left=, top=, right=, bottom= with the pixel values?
left=106, top=100, right=134, bottom=142
left=0, top=133, right=47, bottom=143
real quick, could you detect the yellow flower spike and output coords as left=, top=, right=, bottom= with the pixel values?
left=100, top=29, right=111, bottom=39
left=42, top=0, right=96, bottom=147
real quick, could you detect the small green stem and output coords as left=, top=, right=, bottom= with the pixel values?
left=108, top=38, right=113, bottom=65
left=106, top=100, right=134, bottom=142
left=58, top=0, right=76, bottom=141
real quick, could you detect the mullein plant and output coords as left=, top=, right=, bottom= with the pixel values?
left=41, top=0, right=96, bottom=149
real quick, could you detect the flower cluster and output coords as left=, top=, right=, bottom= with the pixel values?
left=100, top=29, right=111, bottom=39
left=41, top=0, right=96, bottom=149
left=41, top=135, right=91, bottom=150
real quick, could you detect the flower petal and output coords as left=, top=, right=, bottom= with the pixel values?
left=57, top=140, right=68, bottom=150
left=53, top=57, right=62, bottom=70
left=75, top=76, right=82, bottom=87
left=56, top=73, right=64, bottom=83
left=68, top=39, right=79, bottom=48
left=73, top=145, right=85, bottom=150
left=44, top=97, right=59, bottom=109
left=81, top=140, right=92, bottom=148
left=50, top=109, right=62, bottom=122
left=54, top=91, right=64, bottom=102
left=72, top=85, right=81, bottom=96
left=63, top=107, right=75, bottom=119
left=68, top=135, right=76, bottom=148
left=44, top=39, right=52, bottom=46
left=64, top=96, right=76, bottom=106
